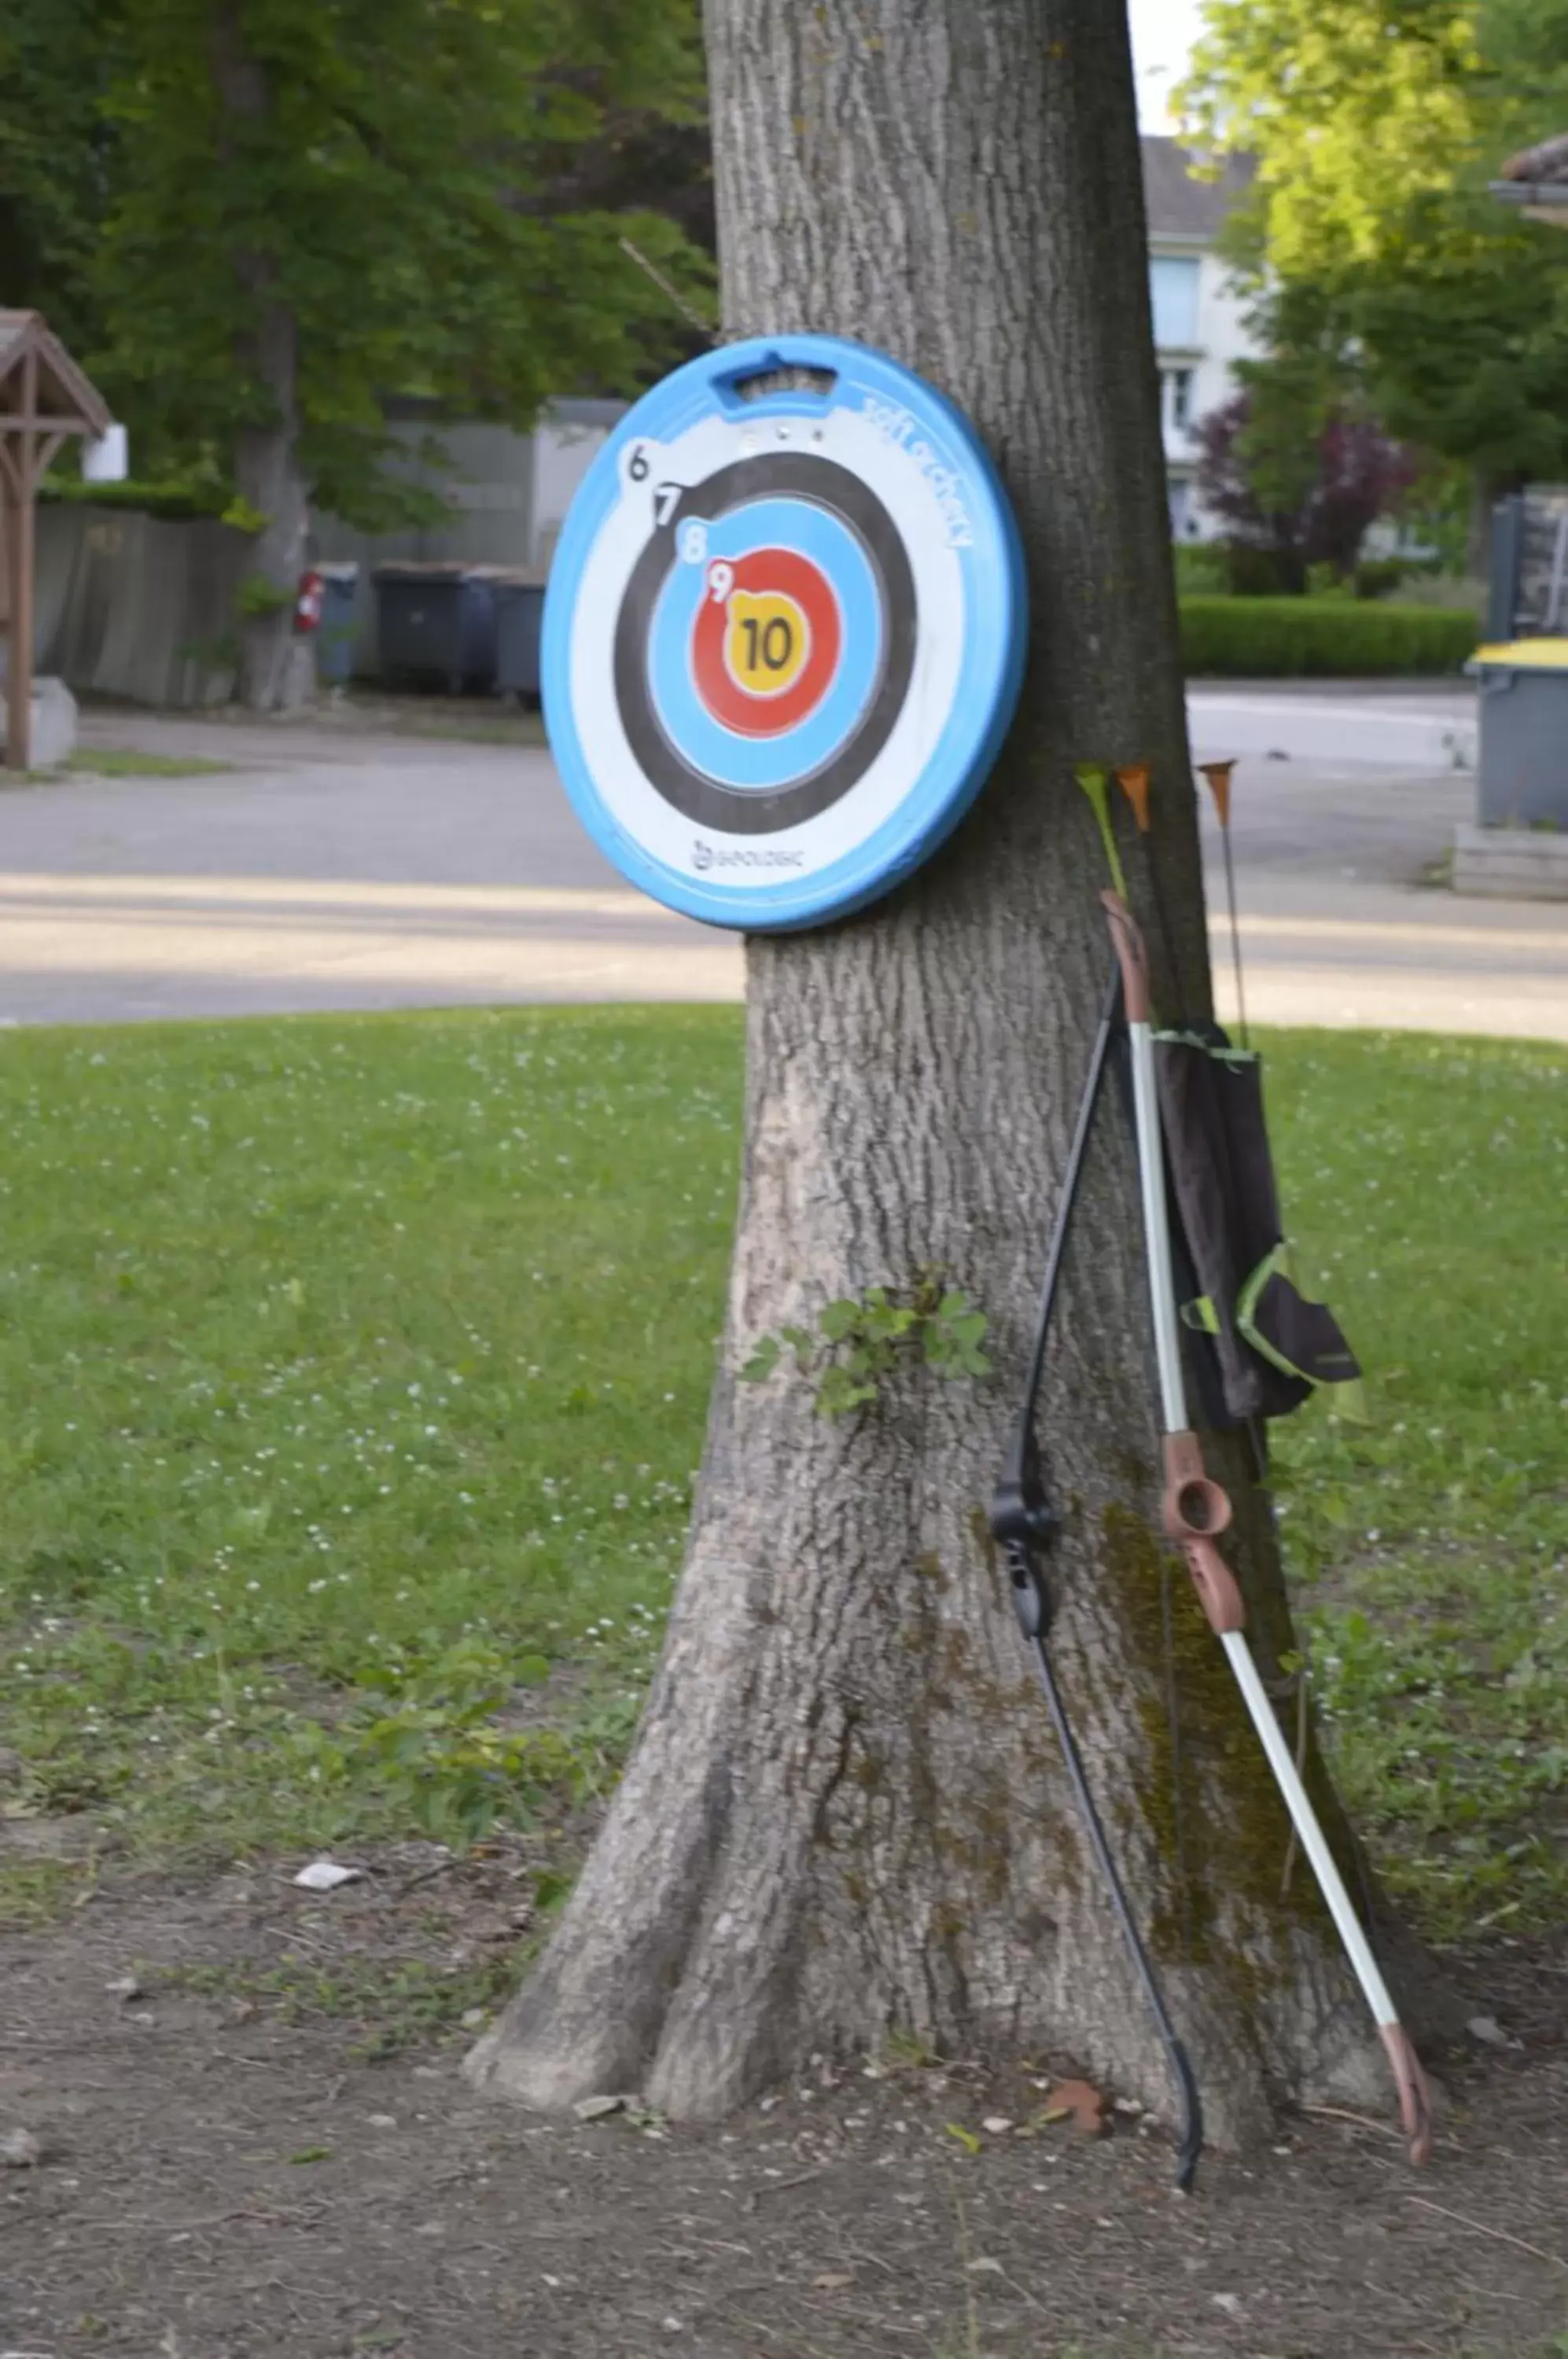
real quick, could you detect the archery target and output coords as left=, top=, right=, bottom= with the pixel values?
left=542, top=335, right=1027, bottom=929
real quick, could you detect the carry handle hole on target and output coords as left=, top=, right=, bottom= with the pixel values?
left=712, top=348, right=841, bottom=411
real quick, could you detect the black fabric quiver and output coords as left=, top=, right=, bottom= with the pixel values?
left=1154, top=1021, right=1360, bottom=1425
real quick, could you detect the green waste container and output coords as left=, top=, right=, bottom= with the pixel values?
left=1467, top=639, right=1568, bottom=827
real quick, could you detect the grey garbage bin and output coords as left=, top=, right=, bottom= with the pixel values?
left=494, top=577, right=546, bottom=701
left=373, top=563, right=500, bottom=694
left=316, top=562, right=360, bottom=686
left=1467, top=638, right=1568, bottom=826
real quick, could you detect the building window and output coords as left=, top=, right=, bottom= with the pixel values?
left=1149, top=255, right=1199, bottom=349
left=1165, top=367, right=1194, bottom=429
left=1168, top=478, right=1191, bottom=539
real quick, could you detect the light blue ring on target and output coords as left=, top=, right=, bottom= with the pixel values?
left=646, top=495, right=882, bottom=792
left=540, top=333, right=1028, bottom=931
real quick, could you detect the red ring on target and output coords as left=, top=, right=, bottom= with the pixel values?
left=690, top=547, right=841, bottom=738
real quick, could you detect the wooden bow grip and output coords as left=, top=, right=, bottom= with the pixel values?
left=1163, top=1432, right=1245, bottom=1633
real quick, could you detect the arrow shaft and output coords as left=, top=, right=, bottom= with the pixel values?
left=1220, top=826, right=1248, bottom=1048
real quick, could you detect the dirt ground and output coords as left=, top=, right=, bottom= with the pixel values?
left=2, top=1838, right=1565, bottom=2359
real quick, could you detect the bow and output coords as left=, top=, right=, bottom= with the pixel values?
left=991, top=760, right=1435, bottom=2186
left=990, top=959, right=1204, bottom=2192
left=1099, top=880, right=1432, bottom=2168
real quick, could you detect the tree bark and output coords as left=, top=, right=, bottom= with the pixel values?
left=470, top=0, right=1432, bottom=2150
left=1467, top=467, right=1523, bottom=590
left=211, top=2, right=312, bottom=713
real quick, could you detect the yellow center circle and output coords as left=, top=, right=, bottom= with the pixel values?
left=723, top=589, right=812, bottom=699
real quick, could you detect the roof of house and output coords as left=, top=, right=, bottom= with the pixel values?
left=1500, top=131, right=1568, bottom=186
left=1141, top=137, right=1256, bottom=241
left=1493, top=131, right=1568, bottom=219
left=1492, top=131, right=1568, bottom=223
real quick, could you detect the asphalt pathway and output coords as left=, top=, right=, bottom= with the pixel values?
left=1, top=687, right=1562, bottom=1040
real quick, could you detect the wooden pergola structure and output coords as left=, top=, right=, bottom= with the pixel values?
left=1, top=311, right=112, bottom=770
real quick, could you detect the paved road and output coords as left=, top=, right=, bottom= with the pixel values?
left=2, top=690, right=1564, bottom=1040
left=1189, top=680, right=1477, bottom=771
left=2, top=717, right=737, bottom=1022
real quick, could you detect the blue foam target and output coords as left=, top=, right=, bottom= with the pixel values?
left=541, top=333, right=1027, bottom=931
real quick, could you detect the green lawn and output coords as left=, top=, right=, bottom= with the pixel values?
left=1, top=1010, right=1563, bottom=1942
left=1264, top=1031, right=1568, bottom=1937
left=66, top=748, right=234, bottom=778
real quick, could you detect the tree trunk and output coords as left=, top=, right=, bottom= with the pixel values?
left=234, top=300, right=311, bottom=712
left=1467, top=467, right=1523, bottom=591
left=469, top=0, right=1431, bottom=2150
left=211, top=2, right=312, bottom=713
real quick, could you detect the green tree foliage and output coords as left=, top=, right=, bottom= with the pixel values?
left=91, top=0, right=710, bottom=524
left=2, top=0, right=711, bottom=703
left=1180, top=0, right=1568, bottom=492
left=0, top=0, right=126, bottom=352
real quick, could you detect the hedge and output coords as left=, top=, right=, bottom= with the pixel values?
left=1180, top=596, right=1475, bottom=679
left=39, top=474, right=234, bottom=524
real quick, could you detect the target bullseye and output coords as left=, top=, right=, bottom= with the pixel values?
left=692, top=549, right=839, bottom=737
left=542, top=334, right=1026, bottom=929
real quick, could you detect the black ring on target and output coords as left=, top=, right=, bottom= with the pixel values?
left=611, top=453, right=916, bottom=836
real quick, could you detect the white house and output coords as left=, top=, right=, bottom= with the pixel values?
left=1140, top=138, right=1258, bottom=539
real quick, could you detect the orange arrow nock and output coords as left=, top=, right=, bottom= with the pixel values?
left=1114, top=763, right=1152, bottom=834
left=1198, top=760, right=1235, bottom=827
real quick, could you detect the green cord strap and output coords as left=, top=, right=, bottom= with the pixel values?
left=1235, top=1243, right=1305, bottom=1382
left=1073, top=764, right=1128, bottom=900
left=1180, top=1295, right=1222, bottom=1335
left=1235, top=1243, right=1367, bottom=1420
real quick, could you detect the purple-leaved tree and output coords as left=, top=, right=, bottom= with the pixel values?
left=1195, top=393, right=1420, bottom=589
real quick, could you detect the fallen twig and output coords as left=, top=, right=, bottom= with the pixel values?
left=392, top=1857, right=467, bottom=1901
left=1301, top=2103, right=1405, bottom=2141
left=1405, top=2195, right=1567, bottom=2273
left=742, top=2168, right=823, bottom=2210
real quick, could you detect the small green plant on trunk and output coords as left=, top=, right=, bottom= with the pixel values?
left=741, top=1274, right=990, bottom=1419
